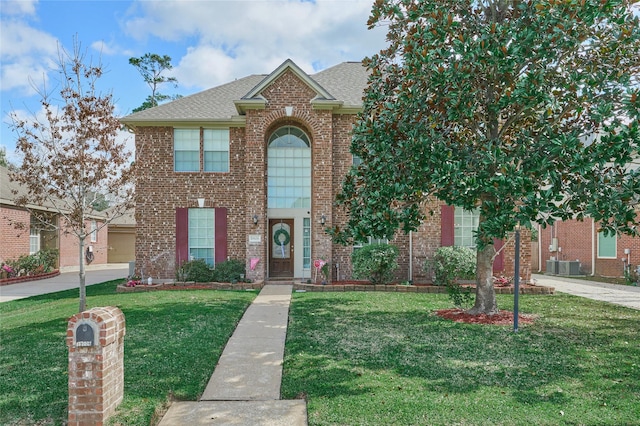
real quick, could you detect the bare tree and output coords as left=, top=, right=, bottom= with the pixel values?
left=9, top=40, right=135, bottom=312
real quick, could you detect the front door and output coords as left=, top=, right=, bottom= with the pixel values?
left=269, top=219, right=294, bottom=278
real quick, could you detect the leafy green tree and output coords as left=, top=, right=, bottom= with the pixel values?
left=335, top=0, right=640, bottom=314
left=9, top=41, right=135, bottom=312
left=129, top=53, right=179, bottom=112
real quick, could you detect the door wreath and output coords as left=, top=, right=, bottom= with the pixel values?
left=273, top=228, right=290, bottom=246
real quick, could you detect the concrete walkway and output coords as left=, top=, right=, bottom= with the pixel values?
left=533, top=274, right=640, bottom=310
left=158, top=284, right=308, bottom=426
left=0, top=264, right=129, bottom=302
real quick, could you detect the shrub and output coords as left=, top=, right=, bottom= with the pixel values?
left=351, top=243, right=399, bottom=284
left=426, top=246, right=476, bottom=309
left=426, top=246, right=476, bottom=286
left=4, top=249, right=59, bottom=277
left=212, top=259, right=246, bottom=282
left=176, top=259, right=214, bottom=282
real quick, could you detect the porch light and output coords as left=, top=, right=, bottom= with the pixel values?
left=253, top=214, right=259, bottom=225
left=320, top=214, right=326, bottom=225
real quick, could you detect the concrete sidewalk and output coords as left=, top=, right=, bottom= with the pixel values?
left=533, top=274, right=640, bottom=310
left=0, top=264, right=129, bottom=302
left=158, top=284, right=308, bottom=426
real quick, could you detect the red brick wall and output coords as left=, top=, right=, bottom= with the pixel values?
left=132, top=68, right=531, bottom=282
left=535, top=214, right=640, bottom=278
left=0, top=206, right=30, bottom=264
left=58, top=218, right=109, bottom=269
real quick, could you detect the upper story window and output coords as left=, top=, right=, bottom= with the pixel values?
left=174, top=128, right=230, bottom=172
left=174, top=129, right=200, bottom=172
left=204, top=129, right=230, bottom=172
left=267, top=126, right=311, bottom=209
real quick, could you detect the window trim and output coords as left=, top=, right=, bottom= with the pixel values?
left=203, top=128, right=230, bottom=173
left=90, top=220, right=98, bottom=243
left=174, top=128, right=201, bottom=172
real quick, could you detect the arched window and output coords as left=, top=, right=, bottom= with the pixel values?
left=267, top=126, right=311, bottom=208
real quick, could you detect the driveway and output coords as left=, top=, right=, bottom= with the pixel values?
left=533, top=274, right=640, bottom=310
left=0, top=265, right=129, bottom=303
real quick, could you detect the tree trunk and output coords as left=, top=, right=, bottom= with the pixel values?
left=78, top=236, right=86, bottom=312
left=468, top=243, right=498, bottom=315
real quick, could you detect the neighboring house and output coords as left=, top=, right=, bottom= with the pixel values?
left=532, top=214, right=640, bottom=278
left=121, top=59, right=530, bottom=283
left=0, top=165, right=108, bottom=270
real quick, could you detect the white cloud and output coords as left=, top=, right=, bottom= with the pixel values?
left=122, top=0, right=385, bottom=89
left=0, top=20, right=59, bottom=95
left=1, top=0, right=38, bottom=16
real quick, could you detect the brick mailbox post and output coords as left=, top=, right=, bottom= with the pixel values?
left=66, top=306, right=126, bottom=426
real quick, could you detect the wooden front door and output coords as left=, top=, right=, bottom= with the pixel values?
left=269, top=219, right=294, bottom=278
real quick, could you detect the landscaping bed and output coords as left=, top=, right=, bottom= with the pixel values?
left=294, top=281, right=554, bottom=294
left=116, top=280, right=264, bottom=292
left=0, top=270, right=60, bottom=286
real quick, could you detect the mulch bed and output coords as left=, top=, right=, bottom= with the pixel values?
left=435, top=308, right=537, bottom=326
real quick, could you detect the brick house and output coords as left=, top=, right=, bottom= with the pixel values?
left=121, top=59, right=529, bottom=283
left=532, top=215, right=640, bottom=278
left=0, top=165, right=108, bottom=270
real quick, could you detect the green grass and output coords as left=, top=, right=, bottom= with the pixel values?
left=282, top=292, right=640, bottom=426
left=0, top=280, right=256, bottom=426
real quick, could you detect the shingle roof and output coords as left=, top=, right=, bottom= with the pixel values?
left=120, top=60, right=368, bottom=124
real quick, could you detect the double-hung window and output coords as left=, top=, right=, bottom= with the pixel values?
left=454, top=207, right=479, bottom=248
left=204, top=129, right=230, bottom=172
left=174, top=129, right=200, bottom=172
left=188, top=208, right=215, bottom=266
left=29, top=227, right=40, bottom=254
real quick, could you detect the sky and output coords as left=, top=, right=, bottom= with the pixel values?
left=0, top=0, right=387, bottom=164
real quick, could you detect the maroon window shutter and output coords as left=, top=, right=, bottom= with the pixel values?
left=176, top=208, right=189, bottom=267
left=441, top=205, right=455, bottom=246
left=215, top=207, right=228, bottom=264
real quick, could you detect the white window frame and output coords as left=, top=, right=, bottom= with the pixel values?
left=188, top=208, right=215, bottom=266
left=29, top=227, right=41, bottom=255
left=203, top=129, right=230, bottom=172
left=174, top=129, right=200, bottom=172
left=454, top=207, right=479, bottom=248
left=90, top=220, right=97, bottom=243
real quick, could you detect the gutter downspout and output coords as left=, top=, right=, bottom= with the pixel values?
left=409, top=231, right=413, bottom=282
left=538, top=223, right=542, bottom=272
left=591, top=219, right=596, bottom=276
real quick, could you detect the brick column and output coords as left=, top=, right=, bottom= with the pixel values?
left=66, top=306, right=126, bottom=426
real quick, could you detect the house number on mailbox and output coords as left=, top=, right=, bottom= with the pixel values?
left=75, top=323, right=95, bottom=347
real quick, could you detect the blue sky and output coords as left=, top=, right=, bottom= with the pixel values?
left=0, top=0, right=387, bottom=163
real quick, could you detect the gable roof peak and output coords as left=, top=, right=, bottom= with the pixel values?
left=242, top=58, right=334, bottom=102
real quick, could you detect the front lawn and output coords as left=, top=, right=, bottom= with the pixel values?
left=282, top=292, right=640, bottom=426
left=0, top=280, right=256, bottom=425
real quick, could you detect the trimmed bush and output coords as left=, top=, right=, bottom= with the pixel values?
left=351, top=243, right=399, bottom=284
left=426, top=246, right=476, bottom=309
left=177, top=259, right=214, bottom=282
left=426, top=246, right=476, bottom=286
left=212, top=259, right=246, bottom=282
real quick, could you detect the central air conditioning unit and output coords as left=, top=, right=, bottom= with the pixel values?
left=546, top=260, right=559, bottom=274
left=558, top=261, right=581, bottom=276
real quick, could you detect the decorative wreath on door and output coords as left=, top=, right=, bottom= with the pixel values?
left=273, top=228, right=290, bottom=246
